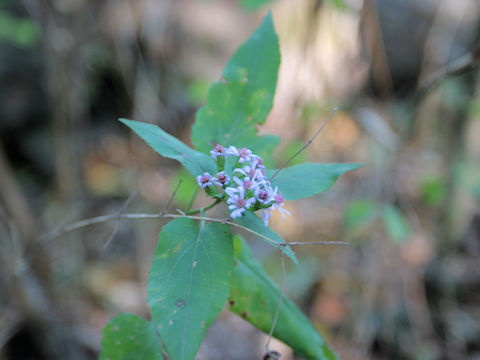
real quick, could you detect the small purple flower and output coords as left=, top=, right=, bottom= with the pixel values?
left=233, top=176, right=259, bottom=192
left=213, top=171, right=230, bottom=187
left=234, top=165, right=265, bottom=182
left=270, top=187, right=291, bottom=220
left=225, top=186, right=239, bottom=198
left=250, top=155, right=265, bottom=170
left=238, top=147, right=253, bottom=163
left=225, top=145, right=238, bottom=157
left=210, top=144, right=225, bottom=159
left=262, top=209, right=273, bottom=226
left=196, top=172, right=213, bottom=188
left=226, top=187, right=255, bottom=218
left=256, top=188, right=271, bottom=204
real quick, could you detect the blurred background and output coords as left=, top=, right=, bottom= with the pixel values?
left=1, top=0, right=480, bottom=359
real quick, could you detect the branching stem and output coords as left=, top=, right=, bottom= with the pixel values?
left=41, top=210, right=283, bottom=249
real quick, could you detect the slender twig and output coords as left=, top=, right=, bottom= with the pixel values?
left=288, top=241, right=349, bottom=246
left=40, top=212, right=282, bottom=249
left=161, top=179, right=182, bottom=215
left=416, top=43, right=480, bottom=100
left=270, top=107, right=338, bottom=181
left=103, top=190, right=138, bottom=249
left=41, top=208, right=350, bottom=253
left=265, top=250, right=286, bottom=357
left=185, top=188, right=199, bottom=212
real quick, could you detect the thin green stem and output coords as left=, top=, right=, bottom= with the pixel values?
left=185, top=187, right=199, bottom=211
left=184, top=198, right=221, bottom=215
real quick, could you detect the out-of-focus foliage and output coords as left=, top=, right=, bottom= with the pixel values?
left=0, top=12, right=38, bottom=47
left=382, top=204, right=410, bottom=243
left=344, top=199, right=377, bottom=230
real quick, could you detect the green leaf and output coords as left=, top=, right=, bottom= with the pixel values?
left=229, top=236, right=338, bottom=360
left=100, top=313, right=165, bottom=360
left=235, top=211, right=299, bottom=266
left=0, top=12, right=39, bottom=48
left=240, top=0, right=275, bottom=11
left=268, top=163, right=365, bottom=201
left=382, top=205, right=410, bottom=243
left=420, top=176, right=447, bottom=207
left=120, top=119, right=216, bottom=177
left=344, top=199, right=377, bottom=230
left=147, top=218, right=234, bottom=360
left=191, top=12, right=280, bottom=156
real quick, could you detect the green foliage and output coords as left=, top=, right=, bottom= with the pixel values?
left=0, top=12, right=39, bottom=48
left=100, top=313, right=165, bottom=360
left=325, top=0, right=348, bottom=10
left=344, top=199, right=377, bottom=230
left=420, top=177, right=447, bottom=207
left=107, top=13, right=363, bottom=360
left=240, top=0, right=275, bottom=11
left=230, top=236, right=338, bottom=360
left=185, top=79, right=210, bottom=105
left=191, top=12, right=280, bottom=157
left=119, top=119, right=216, bottom=176
left=147, top=218, right=233, bottom=360
left=169, top=169, right=198, bottom=208
left=235, top=211, right=298, bottom=266
left=268, top=163, right=364, bottom=201
left=382, top=205, right=410, bottom=243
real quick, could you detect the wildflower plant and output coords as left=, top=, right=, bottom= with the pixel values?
left=100, top=13, right=363, bottom=360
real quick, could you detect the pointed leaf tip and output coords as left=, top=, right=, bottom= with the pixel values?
left=191, top=11, right=280, bottom=156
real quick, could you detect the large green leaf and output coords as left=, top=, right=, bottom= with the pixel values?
left=100, top=313, right=165, bottom=360
left=235, top=211, right=298, bottom=266
left=120, top=119, right=216, bottom=177
left=147, top=218, right=234, bottom=360
left=191, top=12, right=280, bottom=156
left=229, top=236, right=338, bottom=360
left=268, top=163, right=365, bottom=200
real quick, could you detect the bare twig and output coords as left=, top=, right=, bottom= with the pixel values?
left=264, top=250, right=286, bottom=358
left=40, top=212, right=283, bottom=249
left=103, top=190, right=138, bottom=249
left=288, top=241, right=349, bottom=246
left=161, top=179, right=182, bottom=215
left=185, top=188, right=199, bottom=212
left=270, top=107, right=338, bottom=181
left=416, top=43, right=480, bottom=100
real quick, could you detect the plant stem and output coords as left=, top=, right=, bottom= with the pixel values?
left=184, top=198, right=221, bottom=215
left=185, top=187, right=199, bottom=211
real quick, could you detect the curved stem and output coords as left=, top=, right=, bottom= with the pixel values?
left=184, top=198, right=221, bottom=215
left=185, top=187, right=199, bottom=211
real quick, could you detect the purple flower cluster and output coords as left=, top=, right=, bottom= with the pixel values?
left=195, top=144, right=290, bottom=226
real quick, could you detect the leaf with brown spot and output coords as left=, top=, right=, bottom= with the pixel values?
left=100, top=313, right=164, bottom=360
left=229, top=236, right=338, bottom=360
